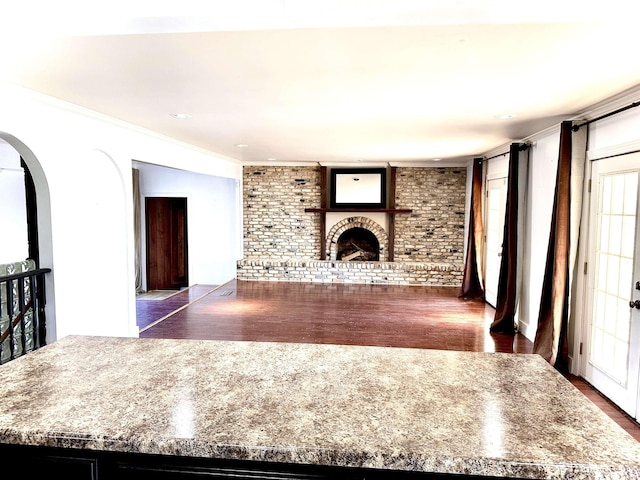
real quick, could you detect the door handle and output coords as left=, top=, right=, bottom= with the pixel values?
left=630, top=300, right=640, bottom=309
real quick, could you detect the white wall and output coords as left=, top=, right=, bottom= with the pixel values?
left=135, top=162, right=239, bottom=288
left=0, top=83, right=242, bottom=342
left=519, top=129, right=560, bottom=340
left=0, top=140, right=28, bottom=264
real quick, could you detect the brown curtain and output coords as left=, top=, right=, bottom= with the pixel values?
left=533, top=121, right=573, bottom=371
left=490, top=143, right=522, bottom=334
left=460, top=157, right=485, bottom=299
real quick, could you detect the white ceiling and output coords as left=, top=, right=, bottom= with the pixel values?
left=2, top=1, right=640, bottom=166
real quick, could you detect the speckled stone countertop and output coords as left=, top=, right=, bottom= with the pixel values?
left=1, top=336, right=639, bottom=479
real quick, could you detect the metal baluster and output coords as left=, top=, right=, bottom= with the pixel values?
left=30, top=273, right=39, bottom=349
left=0, top=268, right=51, bottom=362
left=7, top=279, right=15, bottom=361
left=18, top=277, right=26, bottom=356
left=0, top=279, right=4, bottom=363
left=37, top=273, right=47, bottom=347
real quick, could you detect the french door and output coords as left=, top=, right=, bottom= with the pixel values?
left=584, top=153, right=640, bottom=419
left=484, top=177, right=507, bottom=307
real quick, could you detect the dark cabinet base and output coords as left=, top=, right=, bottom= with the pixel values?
left=0, top=444, right=519, bottom=479
left=29, top=453, right=98, bottom=479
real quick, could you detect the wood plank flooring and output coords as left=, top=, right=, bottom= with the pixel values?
left=138, top=279, right=640, bottom=442
left=136, top=285, right=219, bottom=331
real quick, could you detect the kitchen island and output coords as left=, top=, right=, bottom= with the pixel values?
left=0, top=335, right=639, bottom=479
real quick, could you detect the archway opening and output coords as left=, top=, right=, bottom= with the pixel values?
left=0, top=132, right=55, bottom=344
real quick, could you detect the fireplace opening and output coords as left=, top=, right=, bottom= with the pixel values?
left=336, top=227, right=380, bottom=261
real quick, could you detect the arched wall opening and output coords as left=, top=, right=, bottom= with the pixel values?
left=326, top=216, right=388, bottom=261
left=0, top=131, right=56, bottom=343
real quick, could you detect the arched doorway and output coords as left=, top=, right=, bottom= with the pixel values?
left=0, top=132, right=56, bottom=344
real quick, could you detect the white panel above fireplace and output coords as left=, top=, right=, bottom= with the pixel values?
left=326, top=212, right=388, bottom=234
left=335, top=173, right=383, bottom=204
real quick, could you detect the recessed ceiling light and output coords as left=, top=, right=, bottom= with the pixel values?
left=170, top=113, right=191, bottom=119
left=497, top=114, right=516, bottom=120
left=267, top=157, right=276, bottom=161
left=432, top=158, right=442, bottom=162
left=234, top=143, right=249, bottom=148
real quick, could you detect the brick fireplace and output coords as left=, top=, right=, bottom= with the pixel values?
left=327, top=216, right=388, bottom=261
left=237, top=165, right=467, bottom=286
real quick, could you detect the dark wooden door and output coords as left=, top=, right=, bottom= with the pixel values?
left=145, top=197, right=188, bottom=290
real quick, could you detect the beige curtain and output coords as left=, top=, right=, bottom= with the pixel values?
left=132, top=168, right=143, bottom=293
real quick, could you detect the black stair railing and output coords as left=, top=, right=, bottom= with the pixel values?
left=0, top=268, right=51, bottom=365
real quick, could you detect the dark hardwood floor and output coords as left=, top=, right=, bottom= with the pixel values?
left=138, top=279, right=640, bottom=442
left=136, top=285, right=220, bottom=331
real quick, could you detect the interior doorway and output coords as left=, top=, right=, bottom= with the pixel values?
left=582, top=153, right=640, bottom=420
left=484, top=177, right=507, bottom=307
left=145, top=197, right=188, bottom=290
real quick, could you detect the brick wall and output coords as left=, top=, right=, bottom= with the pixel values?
left=236, top=259, right=463, bottom=286
left=394, top=167, right=466, bottom=263
left=240, top=165, right=467, bottom=286
left=243, top=166, right=321, bottom=258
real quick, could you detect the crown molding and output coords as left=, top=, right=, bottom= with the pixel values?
left=388, top=160, right=468, bottom=168
left=246, top=159, right=471, bottom=168
left=572, top=84, right=640, bottom=123
left=243, top=161, right=323, bottom=167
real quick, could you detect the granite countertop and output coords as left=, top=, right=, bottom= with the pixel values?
left=1, top=335, right=639, bottom=479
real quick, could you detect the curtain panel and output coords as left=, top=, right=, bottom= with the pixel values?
left=132, top=168, right=143, bottom=293
left=490, top=143, right=527, bottom=334
left=533, top=121, right=587, bottom=370
left=460, top=158, right=485, bottom=299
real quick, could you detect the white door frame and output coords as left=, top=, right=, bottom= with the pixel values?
left=483, top=176, right=507, bottom=307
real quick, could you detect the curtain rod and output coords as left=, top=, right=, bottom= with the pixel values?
left=483, top=143, right=530, bottom=162
left=572, top=101, right=640, bottom=131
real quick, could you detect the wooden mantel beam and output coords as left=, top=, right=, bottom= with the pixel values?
left=304, top=208, right=412, bottom=213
